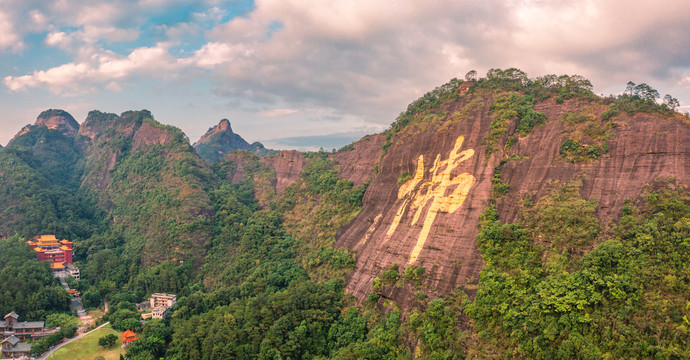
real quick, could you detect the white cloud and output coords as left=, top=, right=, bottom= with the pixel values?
left=4, top=0, right=690, bottom=141
left=4, top=42, right=183, bottom=93
left=0, top=9, right=24, bottom=52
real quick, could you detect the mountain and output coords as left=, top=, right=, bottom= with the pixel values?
left=333, top=77, right=690, bottom=308
left=77, top=110, right=215, bottom=267
left=194, top=119, right=277, bottom=162
left=8, top=109, right=79, bottom=145
left=2, top=69, right=689, bottom=359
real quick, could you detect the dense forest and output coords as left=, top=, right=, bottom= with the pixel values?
left=0, top=69, right=688, bottom=359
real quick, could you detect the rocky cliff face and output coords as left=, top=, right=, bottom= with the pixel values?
left=330, top=134, right=385, bottom=187
left=8, top=109, right=79, bottom=144
left=334, top=89, right=690, bottom=308
left=262, top=150, right=306, bottom=194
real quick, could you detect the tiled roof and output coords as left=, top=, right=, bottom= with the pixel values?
left=10, top=343, right=31, bottom=352
left=2, top=336, right=19, bottom=345
left=13, top=321, right=44, bottom=329
left=4, top=312, right=18, bottom=319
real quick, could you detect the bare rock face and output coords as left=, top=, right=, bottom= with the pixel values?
left=222, top=152, right=252, bottom=184
left=263, top=150, right=306, bottom=194
left=195, top=119, right=234, bottom=145
left=336, top=97, right=498, bottom=306
left=335, top=94, right=690, bottom=309
left=132, top=122, right=174, bottom=151
left=330, top=134, right=385, bottom=186
left=35, top=109, right=79, bottom=136
left=8, top=109, right=79, bottom=144
left=498, top=104, right=690, bottom=224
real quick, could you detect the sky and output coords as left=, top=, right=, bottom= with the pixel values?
left=2, top=0, right=690, bottom=150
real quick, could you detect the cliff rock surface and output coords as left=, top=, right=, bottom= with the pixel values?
left=334, top=85, right=690, bottom=308
left=8, top=109, right=79, bottom=144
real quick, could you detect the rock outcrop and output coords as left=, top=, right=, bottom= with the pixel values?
left=194, top=119, right=253, bottom=162
left=8, top=109, right=79, bottom=145
left=334, top=92, right=690, bottom=309
left=330, top=134, right=385, bottom=187
left=263, top=151, right=306, bottom=194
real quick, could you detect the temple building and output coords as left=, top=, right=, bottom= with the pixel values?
left=27, top=235, right=80, bottom=278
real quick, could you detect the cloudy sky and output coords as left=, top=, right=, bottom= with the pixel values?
left=2, top=0, right=690, bottom=149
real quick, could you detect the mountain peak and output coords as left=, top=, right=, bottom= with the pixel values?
left=195, top=119, right=236, bottom=147
left=194, top=119, right=258, bottom=162
left=218, top=118, right=232, bottom=132
left=8, top=109, right=79, bottom=144
left=35, top=109, right=79, bottom=136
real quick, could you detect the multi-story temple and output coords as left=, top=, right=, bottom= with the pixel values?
left=27, top=235, right=73, bottom=264
left=27, top=235, right=80, bottom=278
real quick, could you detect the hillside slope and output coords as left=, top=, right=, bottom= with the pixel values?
left=333, top=74, right=690, bottom=308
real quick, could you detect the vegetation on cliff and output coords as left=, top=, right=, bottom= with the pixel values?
left=0, top=69, right=688, bottom=359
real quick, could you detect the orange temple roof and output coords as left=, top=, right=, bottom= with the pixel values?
left=37, top=241, right=60, bottom=246
left=33, top=247, right=45, bottom=252
left=60, top=246, right=71, bottom=251
left=51, top=262, right=65, bottom=269
left=120, top=329, right=138, bottom=342
left=59, top=239, right=72, bottom=244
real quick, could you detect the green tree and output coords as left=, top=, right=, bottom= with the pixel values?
left=98, top=333, right=119, bottom=348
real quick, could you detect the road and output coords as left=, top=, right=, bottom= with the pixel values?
left=37, top=321, right=111, bottom=360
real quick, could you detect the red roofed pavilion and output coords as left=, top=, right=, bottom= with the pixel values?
left=120, top=329, right=138, bottom=346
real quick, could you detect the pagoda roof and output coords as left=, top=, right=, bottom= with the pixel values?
left=121, top=329, right=137, bottom=337
left=59, top=239, right=72, bottom=244
left=60, top=246, right=71, bottom=251
left=33, top=247, right=45, bottom=252
left=51, top=262, right=65, bottom=269
left=26, top=240, right=36, bottom=246
left=35, top=235, right=57, bottom=241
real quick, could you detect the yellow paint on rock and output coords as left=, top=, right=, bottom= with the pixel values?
left=385, top=136, right=476, bottom=264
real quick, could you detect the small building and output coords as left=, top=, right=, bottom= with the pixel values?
left=1, top=335, right=31, bottom=358
left=120, top=330, right=138, bottom=346
left=68, top=289, right=81, bottom=300
left=136, top=301, right=151, bottom=312
left=0, top=312, right=54, bottom=341
left=150, top=293, right=176, bottom=308
left=150, top=306, right=171, bottom=320
left=66, top=263, right=80, bottom=280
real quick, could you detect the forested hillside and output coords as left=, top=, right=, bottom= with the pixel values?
left=0, top=69, right=688, bottom=359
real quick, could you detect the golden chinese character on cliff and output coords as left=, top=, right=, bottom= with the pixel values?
left=386, top=135, right=476, bottom=264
